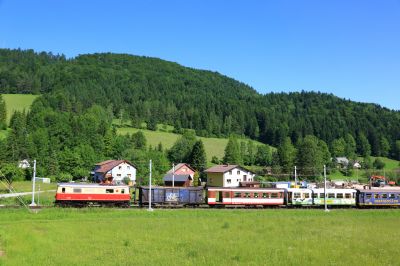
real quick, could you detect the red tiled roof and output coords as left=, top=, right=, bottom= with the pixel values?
left=167, top=163, right=196, bottom=174
left=204, top=164, right=239, bottom=173
left=204, top=164, right=255, bottom=174
left=95, top=160, right=136, bottom=173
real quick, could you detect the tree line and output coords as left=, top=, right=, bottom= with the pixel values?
left=1, top=48, right=400, bottom=159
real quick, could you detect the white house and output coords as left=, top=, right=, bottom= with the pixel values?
left=205, top=165, right=255, bottom=187
left=93, top=160, right=137, bottom=185
left=18, top=159, right=30, bottom=169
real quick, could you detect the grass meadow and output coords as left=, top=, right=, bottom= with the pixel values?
left=116, top=126, right=264, bottom=163
left=0, top=208, right=399, bottom=266
left=1, top=94, right=38, bottom=123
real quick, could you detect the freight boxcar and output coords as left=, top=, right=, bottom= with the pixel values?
left=55, top=183, right=131, bottom=207
left=311, top=188, right=356, bottom=207
left=356, top=189, right=400, bottom=207
left=207, top=187, right=285, bottom=207
left=139, top=186, right=204, bottom=206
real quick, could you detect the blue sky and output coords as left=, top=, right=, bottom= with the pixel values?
left=0, top=0, right=399, bottom=110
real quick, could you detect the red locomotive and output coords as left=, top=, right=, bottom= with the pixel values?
left=55, top=183, right=131, bottom=207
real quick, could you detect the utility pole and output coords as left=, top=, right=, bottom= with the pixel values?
left=324, top=165, right=329, bottom=212
left=148, top=159, right=153, bottom=212
left=29, top=160, right=37, bottom=207
left=294, top=166, right=297, bottom=188
left=172, top=163, right=175, bottom=188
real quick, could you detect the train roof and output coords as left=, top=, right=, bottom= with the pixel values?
left=311, top=188, right=357, bottom=192
left=358, top=189, right=400, bottom=193
left=57, top=183, right=129, bottom=188
left=207, top=187, right=285, bottom=191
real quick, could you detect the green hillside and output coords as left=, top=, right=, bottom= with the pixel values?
left=117, top=126, right=265, bottom=163
left=1, top=94, right=38, bottom=123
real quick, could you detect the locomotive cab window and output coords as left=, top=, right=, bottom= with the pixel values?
left=106, top=189, right=114, bottom=193
left=73, top=188, right=82, bottom=193
left=62, top=187, right=66, bottom=193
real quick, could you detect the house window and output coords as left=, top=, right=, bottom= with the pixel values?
left=237, top=170, right=240, bottom=175
left=119, top=166, right=122, bottom=170
left=243, top=175, right=247, bottom=182
left=229, top=171, right=232, bottom=175
left=227, top=179, right=231, bottom=184
left=127, top=174, right=131, bottom=177
left=127, top=166, right=130, bottom=170
left=117, top=174, right=121, bottom=177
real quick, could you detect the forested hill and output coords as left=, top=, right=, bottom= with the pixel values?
left=1, top=48, right=400, bottom=158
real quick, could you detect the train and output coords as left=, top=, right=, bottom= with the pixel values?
left=54, top=183, right=400, bottom=208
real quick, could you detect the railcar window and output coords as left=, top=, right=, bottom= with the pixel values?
left=320, top=193, right=325, bottom=198
left=224, top=192, right=230, bottom=198
left=366, top=194, right=372, bottom=199
left=389, top=194, right=395, bottom=199
left=294, top=193, right=301, bottom=199
left=328, top=193, right=335, bottom=198
left=62, top=187, right=65, bottom=193
left=271, top=193, right=278, bottom=198
left=245, top=193, right=250, bottom=198
left=382, top=194, right=387, bottom=199
left=345, top=193, right=351, bottom=199
left=312, top=193, right=318, bottom=198
left=73, top=188, right=82, bottom=193
left=374, top=194, right=379, bottom=199
left=106, top=189, right=114, bottom=193
left=336, top=193, right=343, bottom=199
left=262, top=193, right=269, bottom=198
left=234, top=192, right=241, bottom=198
left=304, top=193, right=310, bottom=198
left=254, top=193, right=259, bottom=198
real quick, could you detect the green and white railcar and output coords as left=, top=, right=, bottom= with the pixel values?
left=312, top=188, right=357, bottom=206
left=286, top=188, right=313, bottom=206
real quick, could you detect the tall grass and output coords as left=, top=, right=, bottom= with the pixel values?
left=0, top=209, right=399, bottom=265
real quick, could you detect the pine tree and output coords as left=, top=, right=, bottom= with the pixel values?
left=188, top=140, right=207, bottom=171
left=277, top=137, right=296, bottom=173
left=223, top=137, right=242, bottom=164
left=0, top=95, right=7, bottom=129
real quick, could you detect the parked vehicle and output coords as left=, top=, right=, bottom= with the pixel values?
left=138, top=186, right=204, bottom=207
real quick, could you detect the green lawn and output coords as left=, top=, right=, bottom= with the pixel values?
left=117, top=127, right=264, bottom=163
left=0, top=208, right=399, bottom=265
left=1, top=94, right=38, bottom=123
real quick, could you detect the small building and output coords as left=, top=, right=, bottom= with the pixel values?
left=163, top=163, right=196, bottom=187
left=163, top=174, right=193, bottom=187
left=353, top=162, right=361, bottom=169
left=205, top=165, right=255, bottom=187
left=18, top=159, right=30, bottom=169
left=336, top=157, right=349, bottom=167
left=93, top=160, right=137, bottom=185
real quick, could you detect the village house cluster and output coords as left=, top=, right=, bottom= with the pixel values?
left=90, top=159, right=255, bottom=188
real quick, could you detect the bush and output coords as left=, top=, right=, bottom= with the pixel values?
left=373, top=158, right=385, bottom=170
left=57, top=172, right=73, bottom=182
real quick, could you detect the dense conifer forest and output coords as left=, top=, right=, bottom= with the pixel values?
left=0, top=48, right=400, bottom=182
